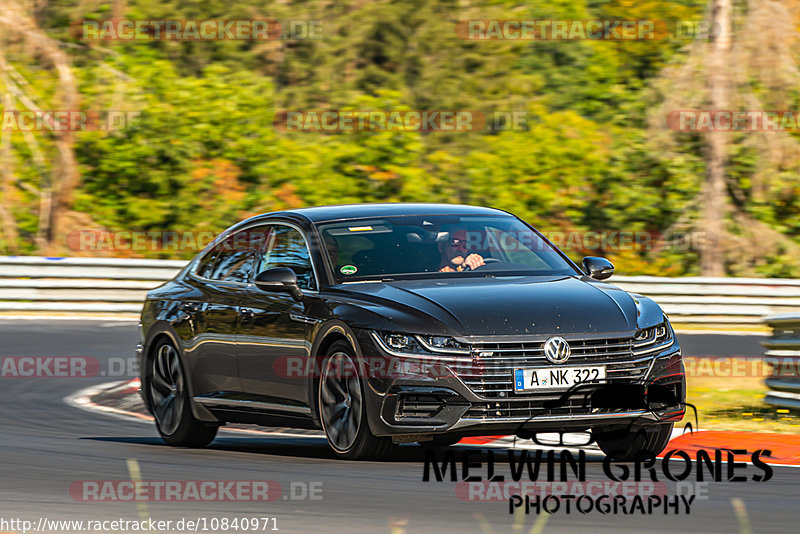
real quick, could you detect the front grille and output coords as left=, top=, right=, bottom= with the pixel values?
left=458, top=333, right=674, bottom=419
left=463, top=396, right=629, bottom=419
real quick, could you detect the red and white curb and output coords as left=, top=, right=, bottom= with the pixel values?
left=65, top=379, right=329, bottom=439
left=66, top=379, right=153, bottom=423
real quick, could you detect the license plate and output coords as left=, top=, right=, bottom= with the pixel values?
left=513, top=366, right=606, bottom=392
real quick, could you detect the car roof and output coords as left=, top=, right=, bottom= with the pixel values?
left=271, top=203, right=510, bottom=223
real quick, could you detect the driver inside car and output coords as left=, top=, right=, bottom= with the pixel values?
left=438, top=229, right=485, bottom=272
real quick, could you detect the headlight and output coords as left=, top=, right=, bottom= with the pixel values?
left=374, top=331, right=470, bottom=356
left=386, top=334, right=415, bottom=350
left=418, top=335, right=470, bottom=353
left=634, top=319, right=673, bottom=346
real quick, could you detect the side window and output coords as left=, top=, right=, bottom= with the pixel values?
left=256, top=225, right=316, bottom=290
left=196, top=242, right=223, bottom=279
left=196, top=230, right=264, bottom=283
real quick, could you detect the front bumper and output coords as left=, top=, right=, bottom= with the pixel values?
left=355, top=329, right=685, bottom=439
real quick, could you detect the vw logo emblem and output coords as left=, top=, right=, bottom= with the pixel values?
left=544, top=337, right=570, bottom=363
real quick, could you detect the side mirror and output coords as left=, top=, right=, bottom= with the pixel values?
left=582, top=256, right=614, bottom=280
left=255, top=268, right=304, bottom=301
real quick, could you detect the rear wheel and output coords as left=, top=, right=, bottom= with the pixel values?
left=319, top=341, right=394, bottom=460
left=147, top=339, right=218, bottom=447
left=594, top=422, right=673, bottom=461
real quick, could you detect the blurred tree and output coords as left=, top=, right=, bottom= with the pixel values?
left=704, top=0, right=732, bottom=276
left=649, top=0, right=800, bottom=276
left=0, top=0, right=79, bottom=253
left=1, top=0, right=798, bottom=277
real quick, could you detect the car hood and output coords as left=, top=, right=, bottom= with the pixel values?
left=331, top=275, right=664, bottom=337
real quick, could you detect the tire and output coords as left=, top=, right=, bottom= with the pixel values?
left=318, top=340, right=394, bottom=460
left=146, top=338, right=218, bottom=448
left=594, top=422, right=673, bottom=461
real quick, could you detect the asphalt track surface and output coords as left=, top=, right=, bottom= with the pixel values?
left=0, top=320, right=796, bottom=533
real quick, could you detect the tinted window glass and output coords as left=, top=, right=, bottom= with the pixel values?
left=318, top=214, right=579, bottom=282
left=196, top=244, right=222, bottom=279
left=197, top=230, right=263, bottom=283
left=257, top=226, right=316, bottom=290
left=212, top=247, right=254, bottom=282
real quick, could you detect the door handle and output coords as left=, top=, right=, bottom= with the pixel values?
left=180, top=302, right=201, bottom=313
left=240, top=308, right=255, bottom=319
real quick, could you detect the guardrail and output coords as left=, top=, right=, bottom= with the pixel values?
left=763, top=314, right=800, bottom=409
left=0, top=256, right=798, bottom=324
left=0, top=256, right=184, bottom=314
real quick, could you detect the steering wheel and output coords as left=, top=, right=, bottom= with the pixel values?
left=461, top=257, right=500, bottom=271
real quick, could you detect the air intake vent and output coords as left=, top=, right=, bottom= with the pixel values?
left=396, top=394, right=444, bottom=419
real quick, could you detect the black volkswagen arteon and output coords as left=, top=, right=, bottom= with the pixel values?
left=137, top=203, right=685, bottom=460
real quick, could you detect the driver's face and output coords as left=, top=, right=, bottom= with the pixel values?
left=447, top=231, right=468, bottom=254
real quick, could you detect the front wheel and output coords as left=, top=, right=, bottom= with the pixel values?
left=318, top=341, right=394, bottom=460
left=147, top=339, right=218, bottom=448
left=593, top=422, right=673, bottom=461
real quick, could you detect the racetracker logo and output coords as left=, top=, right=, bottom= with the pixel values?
left=72, top=20, right=323, bottom=41
left=457, top=480, right=669, bottom=501
left=0, top=357, right=100, bottom=378
left=275, top=354, right=505, bottom=379
left=0, top=111, right=140, bottom=131
left=456, top=20, right=662, bottom=40
left=684, top=357, right=800, bottom=378
left=456, top=20, right=720, bottom=41
left=667, top=110, right=800, bottom=131
left=65, top=228, right=715, bottom=253
left=0, top=356, right=141, bottom=378
left=69, top=480, right=286, bottom=501
left=66, top=229, right=270, bottom=253
left=275, top=110, right=486, bottom=132
left=273, top=110, right=531, bottom=132
left=66, top=230, right=218, bottom=253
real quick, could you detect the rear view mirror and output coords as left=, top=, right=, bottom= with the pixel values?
left=582, top=257, right=614, bottom=280
left=255, top=268, right=304, bottom=301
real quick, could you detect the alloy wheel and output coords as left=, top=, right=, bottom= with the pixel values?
left=149, top=343, right=185, bottom=436
left=320, top=351, right=363, bottom=452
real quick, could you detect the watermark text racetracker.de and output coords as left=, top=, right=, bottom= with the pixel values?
left=667, top=110, right=800, bottom=131
left=66, top=229, right=715, bottom=253
left=455, top=19, right=717, bottom=41
left=684, top=356, right=800, bottom=378
left=1, top=111, right=140, bottom=132
left=69, top=479, right=321, bottom=502
left=273, top=110, right=528, bottom=132
left=456, top=19, right=660, bottom=40
left=272, top=352, right=800, bottom=381
left=73, top=19, right=323, bottom=40
left=0, top=356, right=137, bottom=378
left=1, top=516, right=279, bottom=533
left=6, top=353, right=797, bottom=380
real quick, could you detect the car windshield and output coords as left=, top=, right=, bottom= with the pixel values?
left=318, top=214, right=580, bottom=282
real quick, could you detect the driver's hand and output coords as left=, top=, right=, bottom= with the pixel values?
left=439, top=265, right=455, bottom=272
left=464, top=253, right=485, bottom=270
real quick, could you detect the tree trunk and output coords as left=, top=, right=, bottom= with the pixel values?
left=0, top=89, right=19, bottom=253
left=0, top=1, right=80, bottom=255
left=702, top=0, right=732, bottom=276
